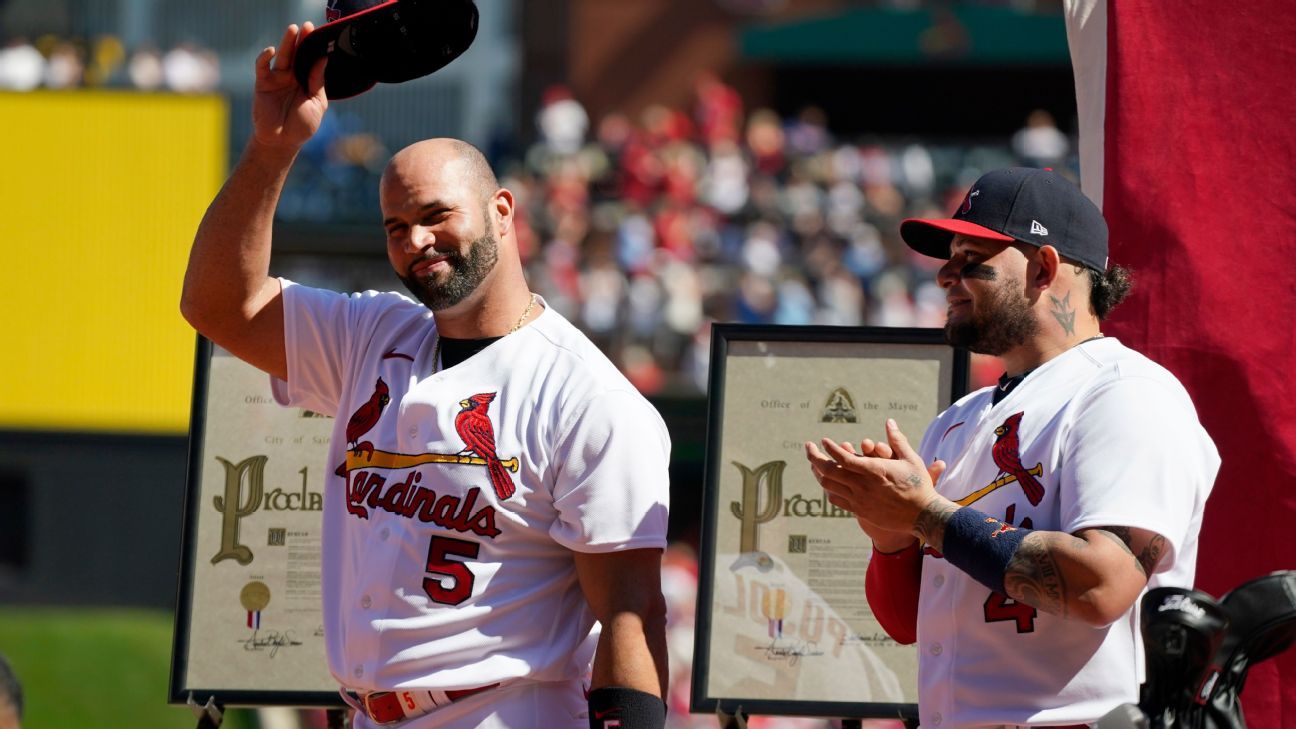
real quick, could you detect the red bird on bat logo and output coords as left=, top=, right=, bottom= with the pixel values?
left=992, top=412, right=1045, bottom=505
left=455, top=392, right=516, bottom=501
left=334, top=378, right=390, bottom=476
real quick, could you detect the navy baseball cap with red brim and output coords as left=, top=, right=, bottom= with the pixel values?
left=294, top=0, right=478, bottom=100
left=901, top=167, right=1109, bottom=273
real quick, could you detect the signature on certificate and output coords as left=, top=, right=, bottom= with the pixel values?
left=761, top=639, right=824, bottom=667
left=239, top=630, right=303, bottom=659
left=840, top=630, right=895, bottom=646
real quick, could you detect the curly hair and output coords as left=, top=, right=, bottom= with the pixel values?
left=1084, top=264, right=1134, bottom=320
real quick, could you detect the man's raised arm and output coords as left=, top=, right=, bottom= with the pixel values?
left=180, top=23, right=327, bottom=381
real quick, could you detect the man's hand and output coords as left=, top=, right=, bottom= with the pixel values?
left=805, top=419, right=946, bottom=549
left=252, top=23, right=328, bottom=151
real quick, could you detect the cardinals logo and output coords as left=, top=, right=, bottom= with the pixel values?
left=991, top=412, right=1045, bottom=505
left=959, top=189, right=980, bottom=215
left=455, top=392, right=517, bottom=501
left=331, top=381, right=522, bottom=514
left=335, top=378, right=390, bottom=476
left=950, top=411, right=1046, bottom=508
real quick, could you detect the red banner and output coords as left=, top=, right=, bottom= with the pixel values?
left=1099, top=2, right=1296, bottom=723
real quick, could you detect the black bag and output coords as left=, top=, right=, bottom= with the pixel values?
left=1138, top=587, right=1231, bottom=728
left=1199, top=571, right=1296, bottom=729
left=1099, top=572, right=1296, bottom=729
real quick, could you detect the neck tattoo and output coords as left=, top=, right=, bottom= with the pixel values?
left=433, top=293, right=537, bottom=373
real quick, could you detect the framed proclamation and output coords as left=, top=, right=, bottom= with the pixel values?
left=691, top=325, right=968, bottom=720
left=170, top=336, right=343, bottom=707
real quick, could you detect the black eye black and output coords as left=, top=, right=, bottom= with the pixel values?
left=959, top=262, right=997, bottom=280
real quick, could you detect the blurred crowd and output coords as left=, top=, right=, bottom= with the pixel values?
left=506, top=79, right=1075, bottom=394
left=0, top=34, right=219, bottom=92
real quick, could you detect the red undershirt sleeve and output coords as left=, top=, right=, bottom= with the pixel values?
left=864, top=541, right=922, bottom=645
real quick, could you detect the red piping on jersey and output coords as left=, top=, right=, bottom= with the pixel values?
left=940, top=421, right=965, bottom=442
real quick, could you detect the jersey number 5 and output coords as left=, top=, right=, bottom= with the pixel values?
left=422, top=536, right=480, bottom=605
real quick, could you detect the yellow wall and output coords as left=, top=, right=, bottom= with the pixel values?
left=0, top=91, right=226, bottom=434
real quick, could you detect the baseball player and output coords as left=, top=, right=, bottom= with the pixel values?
left=805, top=168, right=1219, bottom=728
left=0, top=653, right=21, bottom=729
left=181, top=24, right=670, bottom=729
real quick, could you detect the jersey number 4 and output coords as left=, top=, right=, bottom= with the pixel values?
left=983, top=592, right=1037, bottom=633
left=982, top=504, right=1037, bottom=633
left=422, top=536, right=480, bottom=605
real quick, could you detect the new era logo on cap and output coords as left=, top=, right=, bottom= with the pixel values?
left=1030, top=220, right=1048, bottom=236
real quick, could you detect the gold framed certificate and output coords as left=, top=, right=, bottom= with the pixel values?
left=170, top=337, right=342, bottom=707
left=690, top=325, right=968, bottom=720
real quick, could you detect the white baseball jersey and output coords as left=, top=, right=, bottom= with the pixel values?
left=913, top=337, right=1218, bottom=728
left=270, top=280, right=671, bottom=707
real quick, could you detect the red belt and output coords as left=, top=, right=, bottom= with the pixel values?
left=360, top=684, right=499, bottom=725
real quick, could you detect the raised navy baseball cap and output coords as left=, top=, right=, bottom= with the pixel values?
left=901, top=167, right=1109, bottom=272
left=294, top=0, right=478, bottom=100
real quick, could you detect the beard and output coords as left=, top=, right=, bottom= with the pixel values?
left=398, top=230, right=500, bottom=311
left=944, top=280, right=1038, bottom=356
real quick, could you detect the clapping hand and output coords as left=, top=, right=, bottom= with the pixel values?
left=805, top=419, right=946, bottom=552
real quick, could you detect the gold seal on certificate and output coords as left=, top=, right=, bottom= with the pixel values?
left=240, top=580, right=271, bottom=612
left=240, top=580, right=271, bottom=630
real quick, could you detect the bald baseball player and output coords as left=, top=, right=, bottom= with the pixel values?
left=806, top=168, right=1219, bottom=728
left=181, top=24, right=670, bottom=729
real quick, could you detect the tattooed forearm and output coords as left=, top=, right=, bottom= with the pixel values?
left=913, top=498, right=960, bottom=551
left=1094, top=527, right=1144, bottom=575
left=1049, top=291, right=1076, bottom=335
left=1138, top=535, right=1167, bottom=576
left=1092, top=526, right=1167, bottom=578
left=1004, top=534, right=1070, bottom=617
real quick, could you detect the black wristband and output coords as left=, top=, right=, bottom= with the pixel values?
left=587, top=686, right=666, bottom=729
left=941, top=506, right=1030, bottom=595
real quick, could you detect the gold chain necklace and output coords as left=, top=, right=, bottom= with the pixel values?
left=432, top=293, right=537, bottom=373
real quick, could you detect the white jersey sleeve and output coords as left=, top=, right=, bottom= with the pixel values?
left=1061, top=368, right=1218, bottom=581
left=549, top=388, right=671, bottom=552
left=271, top=279, right=429, bottom=417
